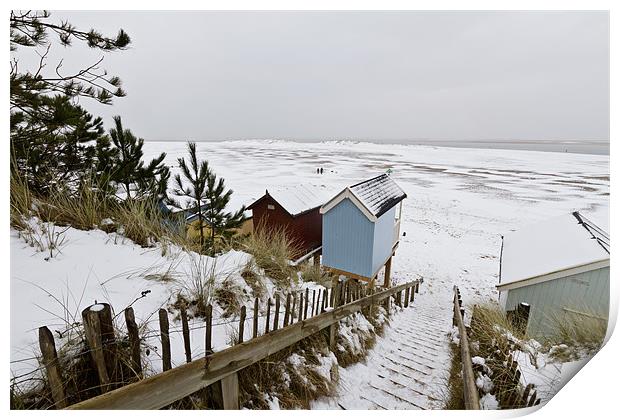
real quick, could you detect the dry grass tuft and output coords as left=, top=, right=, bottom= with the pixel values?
left=241, top=258, right=267, bottom=299
left=544, top=310, right=607, bottom=357
left=213, top=276, right=247, bottom=318
left=299, top=263, right=336, bottom=288
left=443, top=342, right=465, bottom=409
left=242, top=225, right=301, bottom=288
left=238, top=331, right=337, bottom=409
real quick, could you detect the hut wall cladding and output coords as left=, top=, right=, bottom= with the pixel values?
left=371, top=205, right=397, bottom=275
left=251, top=196, right=322, bottom=256
left=322, top=198, right=374, bottom=278
left=503, top=266, right=610, bottom=339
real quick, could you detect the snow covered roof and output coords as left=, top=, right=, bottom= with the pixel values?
left=248, top=184, right=339, bottom=217
left=498, top=211, right=610, bottom=289
left=350, top=174, right=407, bottom=217
left=321, top=174, right=407, bottom=221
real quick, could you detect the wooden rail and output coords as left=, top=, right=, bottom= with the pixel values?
left=452, top=286, right=480, bottom=410
left=66, top=279, right=420, bottom=409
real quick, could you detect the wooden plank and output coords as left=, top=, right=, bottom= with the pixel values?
left=38, top=326, right=67, bottom=409
left=205, top=304, right=213, bottom=354
left=220, top=372, right=239, bottom=409
left=124, top=307, right=142, bottom=377
left=67, top=280, right=419, bottom=410
left=315, top=289, right=321, bottom=316
left=304, top=288, right=309, bottom=320
left=273, top=295, right=280, bottom=331
left=324, top=266, right=371, bottom=283
left=159, top=309, right=172, bottom=372
left=238, top=306, right=246, bottom=344
left=321, top=288, right=327, bottom=313
left=180, top=306, right=192, bottom=363
left=283, top=293, right=291, bottom=327
left=252, top=298, right=259, bottom=339
left=298, top=291, right=304, bottom=321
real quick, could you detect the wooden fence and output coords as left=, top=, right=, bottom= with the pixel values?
left=454, top=287, right=542, bottom=410
left=35, top=278, right=420, bottom=410
left=452, top=286, right=480, bottom=410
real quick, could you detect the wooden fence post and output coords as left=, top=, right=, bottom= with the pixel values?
left=304, top=288, right=309, bottom=320
left=252, top=298, right=259, bottom=339
left=311, top=289, right=316, bottom=317
left=38, top=326, right=67, bottom=409
left=315, top=289, right=321, bottom=316
left=180, top=306, right=192, bottom=363
left=238, top=306, right=246, bottom=344
left=384, top=257, right=392, bottom=287
left=159, top=309, right=171, bottom=372
left=283, top=293, right=291, bottom=327
left=82, top=303, right=116, bottom=385
left=124, top=307, right=142, bottom=377
left=273, top=295, right=280, bottom=331
left=290, top=293, right=297, bottom=324
left=321, top=288, right=327, bottom=313
left=220, top=373, right=239, bottom=409
left=205, top=304, right=213, bottom=355
left=265, top=298, right=271, bottom=334
left=329, top=282, right=340, bottom=351
left=298, top=292, right=304, bottom=321
left=404, top=287, right=410, bottom=308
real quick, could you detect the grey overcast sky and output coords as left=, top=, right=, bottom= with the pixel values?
left=13, top=10, right=609, bottom=141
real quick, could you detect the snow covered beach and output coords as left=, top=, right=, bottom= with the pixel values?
left=10, top=140, right=609, bottom=403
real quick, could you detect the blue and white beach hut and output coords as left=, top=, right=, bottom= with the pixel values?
left=320, top=174, right=407, bottom=286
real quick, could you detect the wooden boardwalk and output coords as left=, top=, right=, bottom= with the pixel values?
left=321, top=285, right=453, bottom=410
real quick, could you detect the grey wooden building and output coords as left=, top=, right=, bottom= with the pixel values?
left=497, top=209, right=610, bottom=338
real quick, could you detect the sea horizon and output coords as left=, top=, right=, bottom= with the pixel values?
left=144, top=138, right=610, bottom=156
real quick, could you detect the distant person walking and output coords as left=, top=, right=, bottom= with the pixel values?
left=320, top=167, right=324, bottom=174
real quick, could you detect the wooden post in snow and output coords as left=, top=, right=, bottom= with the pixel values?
left=273, top=295, right=280, bottom=331
left=252, top=298, right=259, bottom=339
left=383, top=257, right=392, bottom=288
left=404, top=287, right=410, bottom=308
left=238, top=306, right=246, bottom=344
left=180, top=305, right=192, bottom=363
left=328, top=282, right=340, bottom=351
left=304, top=288, right=310, bottom=320
left=290, top=293, right=297, bottom=324
left=124, top=307, right=142, bottom=377
left=265, top=298, right=271, bottom=334
left=298, top=291, right=304, bottom=321
left=38, top=326, right=67, bottom=409
left=283, top=293, right=291, bottom=327
left=311, top=289, right=316, bottom=317
left=82, top=303, right=115, bottom=392
left=205, top=304, right=213, bottom=355
left=159, top=309, right=171, bottom=372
